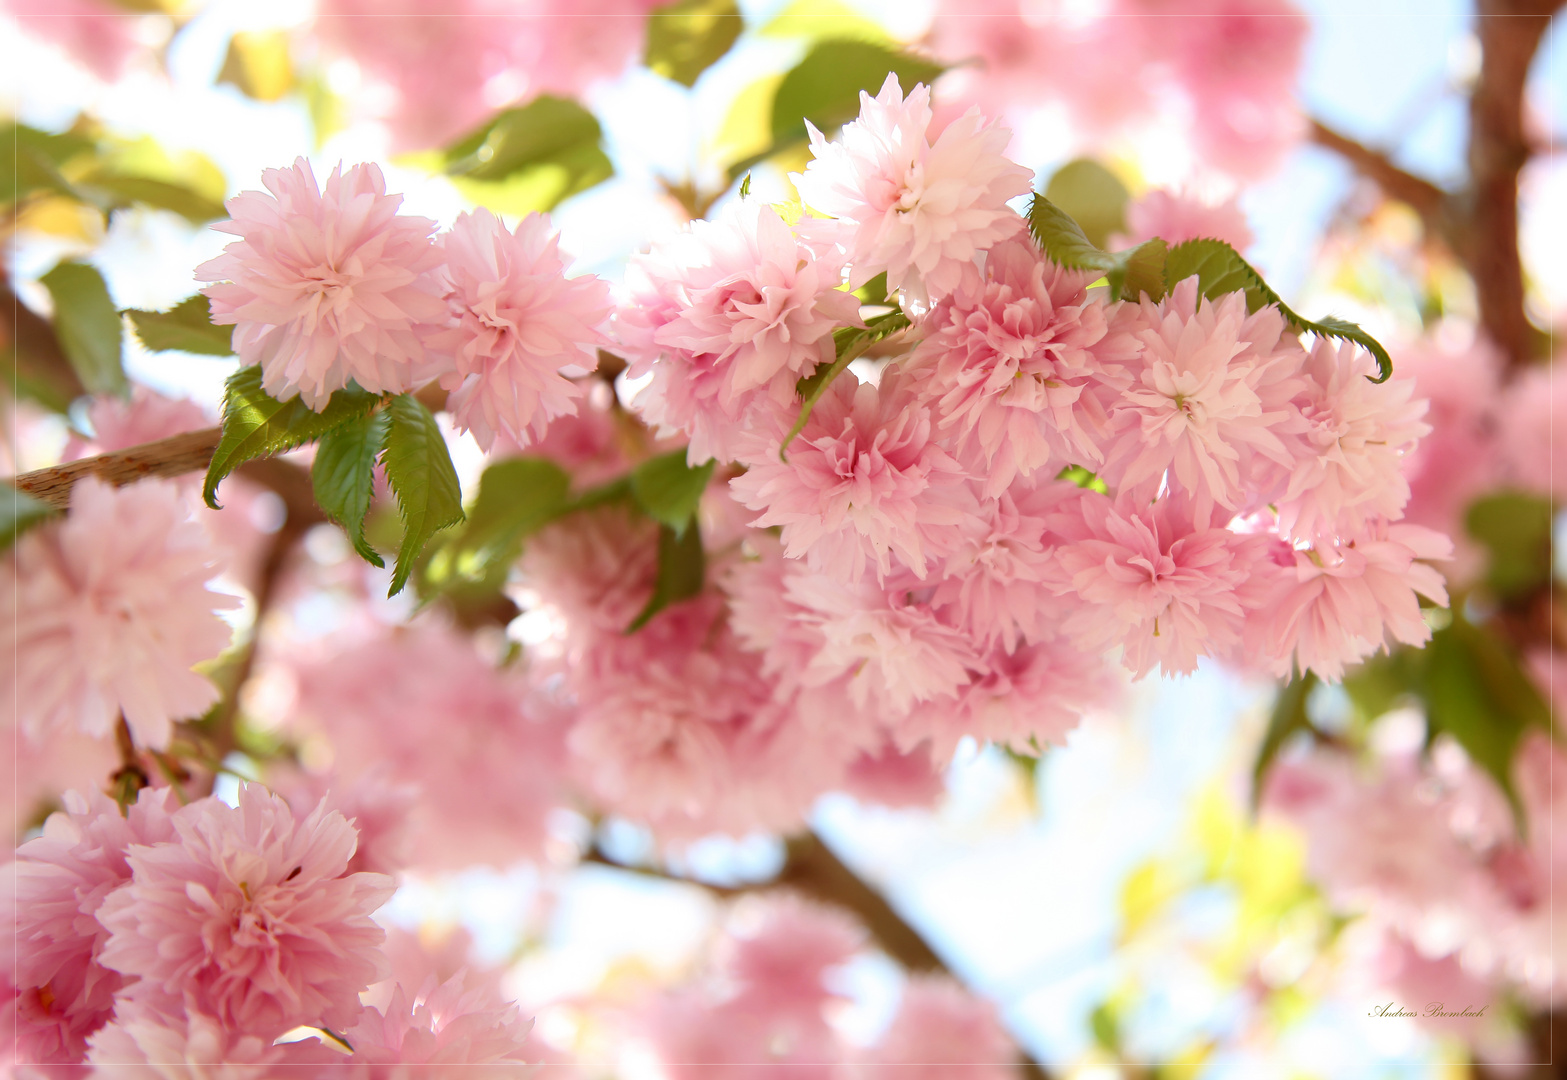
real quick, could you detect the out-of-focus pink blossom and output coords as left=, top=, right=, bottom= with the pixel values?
left=492, top=378, right=630, bottom=486
left=1, top=729, right=117, bottom=851
left=905, top=237, right=1127, bottom=495
left=861, top=976, right=1016, bottom=1080
left=731, top=370, right=973, bottom=583
left=4, top=0, right=140, bottom=81
left=1498, top=357, right=1565, bottom=501
left=0, top=477, right=236, bottom=749
left=794, top=75, right=1033, bottom=305
left=514, top=502, right=661, bottom=650
left=273, top=764, right=419, bottom=878
left=621, top=201, right=861, bottom=465
left=1, top=788, right=180, bottom=1063
left=1274, top=337, right=1430, bottom=543
left=1115, top=188, right=1255, bottom=251
left=96, top=783, right=394, bottom=1041
left=64, top=387, right=211, bottom=460
left=339, top=968, right=534, bottom=1070
left=842, top=742, right=947, bottom=808
left=198, top=158, right=446, bottom=409
left=433, top=208, right=611, bottom=451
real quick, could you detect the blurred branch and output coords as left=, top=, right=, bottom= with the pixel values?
left=1305, top=119, right=1452, bottom=238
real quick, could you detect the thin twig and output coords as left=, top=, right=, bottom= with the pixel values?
left=12, top=428, right=222, bottom=508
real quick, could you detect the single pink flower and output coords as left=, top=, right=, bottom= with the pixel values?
left=198, top=158, right=447, bottom=409
left=432, top=208, right=611, bottom=451
left=793, top=74, right=1033, bottom=305
left=96, top=782, right=395, bottom=1041
left=861, top=976, right=1016, bottom=1080
left=621, top=200, right=861, bottom=465
left=1115, top=188, right=1255, bottom=251
left=0, top=477, right=236, bottom=749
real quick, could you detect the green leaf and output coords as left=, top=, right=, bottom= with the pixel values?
left=1466, top=492, right=1554, bottom=601
left=627, top=521, right=706, bottom=632
left=1109, top=238, right=1168, bottom=304
left=1251, top=672, right=1315, bottom=808
left=443, top=96, right=614, bottom=213
left=311, top=410, right=391, bottom=567
left=1056, top=464, right=1109, bottom=495
left=739, top=172, right=752, bottom=198
left=1420, top=614, right=1550, bottom=824
left=1044, top=159, right=1129, bottom=250
left=0, top=482, right=59, bottom=551
left=39, top=260, right=127, bottom=397
left=1027, top=193, right=1118, bottom=276
left=1163, top=238, right=1394, bottom=383
left=645, top=0, right=743, bottom=88
left=630, top=450, right=715, bottom=535
left=782, top=309, right=910, bottom=456
left=216, top=29, right=295, bottom=102
left=853, top=271, right=888, bottom=305
left=125, top=295, right=234, bottom=356
left=380, top=393, right=465, bottom=597
left=0, top=124, right=89, bottom=206
left=76, top=173, right=227, bottom=224
left=768, top=40, right=944, bottom=146
left=204, top=366, right=379, bottom=509
left=428, top=456, right=573, bottom=590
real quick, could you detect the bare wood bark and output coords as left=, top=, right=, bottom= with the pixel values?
left=11, top=427, right=222, bottom=507
left=1306, top=119, right=1453, bottom=240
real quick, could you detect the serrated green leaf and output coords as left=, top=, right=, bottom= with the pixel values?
left=429, top=456, right=573, bottom=590
left=1251, top=672, right=1315, bottom=808
left=1466, top=491, right=1554, bottom=601
left=443, top=96, right=613, bottom=212
left=1108, top=238, right=1168, bottom=303
left=0, top=482, right=59, bottom=551
left=381, top=393, right=465, bottom=597
left=204, top=366, right=379, bottom=509
left=311, top=410, right=391, bottom=567
left=1027, top=194, right=1117, bottom=275
left=781, top=309, right=909, bottom=456
left=768, top=40, right=944, bottom=146
left=645, top=0, right=743, bottom=87
left=627, top=521, right=706, bottom=632
left=630, top=450, right=715, bottom=535
left=125, top=295, right=234, bottom=356
left=39, top=260, right=127, bottom=397
left=1044, top=159, right=1129, bottom=250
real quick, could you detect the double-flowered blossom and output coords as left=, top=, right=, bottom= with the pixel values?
left=793, top=74, right=1034, bottom=305
left=198, top=158, right=447, bottom=409
left=433, top=208, right=612, bottom=451
left=0, top=477, right=236, bottom=749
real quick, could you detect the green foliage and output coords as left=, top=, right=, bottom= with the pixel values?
left=0, top=124, right=90, bottom=204
left=39, top=260, right=127, bottom=397
left=442, top=96, right=614, bottom=213
left=1043, top=159, right=1129, bottom=250
left=2, top=124, right=227, bottom=224
left=125, top=295, right=234, bottom=356
left=217, top=30, right=295, bottom=102
left=1028, top=194, right=1393, bottom=380
left=204, top=366, right=379, bottom=509
left=0, top=483, right=59, bottom=551
left=628, top=521, right=706, bottom=632
left=1056, top=464, right=1109, bottom=495
left=311, top=410, right=391, bottom=567
left=1251, top=672, right=1316, bottom=807
left=782, top=309, right=910, bottom=455
left=380, top=394, right=466, bottom=597
left=1465, top=491, right=1554, bottom=601
left=630, top=450, right=715, bottom=535
left=645, top=0, right=743, bottom=87
left=853, top=271, right=889, bottom=305
left=424, top=456, right=574, bottom=593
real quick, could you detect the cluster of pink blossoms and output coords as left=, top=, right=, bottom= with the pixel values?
left=2, top=783, right=533, bottom=1069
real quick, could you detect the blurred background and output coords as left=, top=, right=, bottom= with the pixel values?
left=2, top=0, right=1563, bottom=1076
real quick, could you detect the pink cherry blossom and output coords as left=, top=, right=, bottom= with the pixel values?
left=339, top=968, right=534, bottom=1070
left=1246, top=520, right=1452, bottom=682
left=432, top=208, right=611, bottom=451
left=1, top=788, right=180, bottom=1063
left=905, top=236, right=1130, bottom=495
left=1497, top=357, right=1565, bottom=502
left=4, top=0, right=141, bottom=81
left=721, top=894, right=865, bottom=1009
left=1099, top=278, right=1304, bottom=528
left=491, top=374, right=629, bottom=486
left=861, top=976, right=1016, bottom=1080
left=66, top=386, right=210, bottom=459
left=96, top=783, right=394, bottom=1041
left=793, top=74, right=1033, bottom=305
left=1273, top=336, right=1431, bottom=543
left=1047, top=491, right=1262, bottom=678
left=1115, top=188, right=1255, bottom=251
left=197, top=158, right=446, bottom=409
left=86, top=992, right=341, bottom=1072
left=513, top=502, right=662, bottom=652
left=842, top=742, right=947, bottom=809
left=0, top=477, right=236, bottom=749
left=731, top=369, right=973, bottom=583
left=621, top=200, right=861, bottom=465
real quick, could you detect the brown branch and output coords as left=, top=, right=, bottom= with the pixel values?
left=1306, top=119, right=1453, bottom=240
left=11, top=427, right=222, bottom=508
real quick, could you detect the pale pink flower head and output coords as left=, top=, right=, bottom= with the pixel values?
left=491, top=377, right=629, bottom=486
left=96, top=782, right=395, bottom=1041
left=65, top=386, right=210, bottom=459
left=1047, top=491, right=1259, bottom=678
left=1246, top=520, right=1452, bottom=682
left=793, top=74, right=1034, bottom=305
left=861, top=976, right=1015, bottom=1080
left=512, top=502, right=661, bottom=651
left=842, top=742, right=946, bottom=809
left=1100, top=278, right=1303, bottom=527
left=730, top=368, right=973, bottom=583
left=1498, top=357, right=1566, bottom=502
left=432, top=208, right=611, bottom=451
left=5, top=0, right=140, bottom=81
left=85, top=992, right=340, bottom=1073
left=720, top=894, right=864, bottom=1012
left=621, top=200, right=862, bottom=465
left=0, top=476, right=236, bottom=749
left=1, top=788, right=181, bottom=1064
left=1115, top=188, right=1255, bottom=251
left=1275, top=336, right=1430, bottom=543
left=906, top=236, right=1125, bottom=494
left=197, top=158, right=446, bottom=409
left=340, top=967, right=534, bottom=1072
